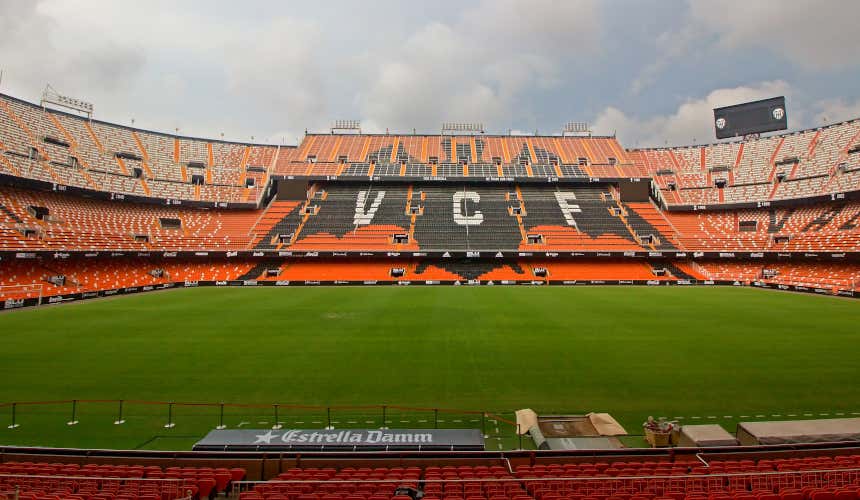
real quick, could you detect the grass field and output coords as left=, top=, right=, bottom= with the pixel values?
left=0, top=286, right=858, bottom=451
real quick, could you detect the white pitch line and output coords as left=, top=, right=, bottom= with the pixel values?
left=347, top=421, right=357, bottom=424
left=311, top=421, right=321, bottom=424
left=771, top=414, right=782, bottom=417
left=755, top=415, right=766, bottom=418
left=295, top=421, right=304, bottom=424
left=365, top=420, right=374, bottom=424
left=418, top=419, right=427, bottom=423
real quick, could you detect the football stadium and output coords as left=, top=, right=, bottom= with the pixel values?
left=1, top=1, right=860, bottom=499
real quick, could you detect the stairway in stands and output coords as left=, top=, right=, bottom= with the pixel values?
left=665, top=262, right=697, bottom=280
left=236, top=261, right=280, bottom=281
left=0, top=203, right=23, bottom=223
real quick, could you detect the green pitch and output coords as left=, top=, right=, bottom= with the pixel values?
left=0, top=286, right=858, bottom=451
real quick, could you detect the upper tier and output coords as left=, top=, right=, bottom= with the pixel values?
left=630, top=119, right=860, bottom=208
left=1, top=92, right=859, bottom=208
left=0, top=93, right=282, bottom=207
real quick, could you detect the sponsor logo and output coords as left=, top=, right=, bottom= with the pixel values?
left=563, top=280, right=578, bottom=285
left=303, top=281, right=320, bottom=285
left=501, top=280, right=515, bottom=285
left=163, top=252, right=177, bottom=257
left=596, top=252, right=611, bottom=257
left=103, top=289, right=118, bottom=295
left=333, top=252, right=348, bottom=257
left=4, top=298, right=25, bottom=309
left=53, top=252, right=70, bottom=259
left=796, top=286, right=808, bottom=291
left=530, top=280, right=544, bottom=285
left=412, top=252, right=427, bottom=257
left=545, top=252, right=558, bottom=257
left=623, top=251, right=636, bottom=257
left=275, top=280, right=290, bottom=286
left=678, top=280, right=691, bottom=285
left=279, top=251, right=293, bottom=257
left=778, top=253, right=791, bottom=258
left=442, top=252, right=451, bottom=258
left=194, top=252, right=209, bottom=256
left=424, top=281, right=439, bottom=285
left=772, top=107, right=785, bottom=120
left=466, top=251, right=480, bottom=258
left=84, top=252, right=98, bottom=257
left=111, top=252, right=124, bottom=257
left=243, top=280, right=258, bottom=286
left=572, top=252, right=586, bottom=256
left=831, top=253, right=846, bottom=258
left=704, top=280, right=715, bottom=285
left=363, top=280, right=378, bottom=285
left=334, top=280, right=349, bottom=285
left=719, top=252, right=735, bottom=258
left=226, top=251, right=238, bottom=257
left=518, top=252, right=533, bottom=257
left=15, top=252, right=36, bottom=259
left=750, top=253, right=764, bottom=258
left=619, top=280, right=634, bottom=285
left=142, top=286, right=154, bottom=291
left=137, top=252, right=150, bottom=257
left=590, top=280, right=606, bottom=284
left=837, top=290, right=854, bottom=297
left=715, top=117, right=726, bottom=129
left=252, top=251, right=265, bottom=257
left=694, top=252, right=704, bottom=258
left=675, top=252, right=687, bottom=258
left=398, top=281, right=411, bottom=286
left=648, top=252, right=663, bottom=257
left=215, top=281, right=228, bottom=286
left=125, top=287, right=138, bottom=292
left=647, top=280, right=660, bottom=286
left=304, top=252, right=319, bottom=257
left=778, top=284, right=790, bottom=290
left=467, top=279, right=480, bottom=285
left=495, top=252, right=504, bottom=258
left=359, top=252, right=374, bottom=256
left=184, top=281, right=199, bottom=287
left=804, top=253, right=819, bottom=257
left=387, top=252, right=401, bottom=257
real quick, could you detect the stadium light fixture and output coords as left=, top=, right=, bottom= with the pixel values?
left=562, top=121, right=590, bottom=136
left=442, top=122, right=484, bottom=134
left=41, top=84, right=94, bottom=118
left=331, top=120, right=361, bottom=134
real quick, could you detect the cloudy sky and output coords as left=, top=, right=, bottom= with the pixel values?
left=1, top=0, right=858, bottom=148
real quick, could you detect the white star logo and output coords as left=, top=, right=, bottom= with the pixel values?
left=254, top=430, right=280, bottom=444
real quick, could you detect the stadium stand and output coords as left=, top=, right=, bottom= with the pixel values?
left=1, top=89, right=860, bottom=307
left=0, top=461, right=246, bottom=499
left=631, top=119, right=860, bottom=206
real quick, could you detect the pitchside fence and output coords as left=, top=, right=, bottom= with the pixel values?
left=230, top=468, right=860, bottom=499
left=0, top=400, right=525, bottom=447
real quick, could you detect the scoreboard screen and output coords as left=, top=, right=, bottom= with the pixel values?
left=714, top=96, right=787, bottom=139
